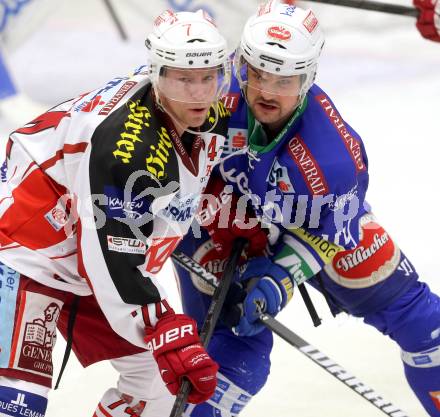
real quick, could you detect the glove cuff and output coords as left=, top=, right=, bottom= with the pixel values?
left=273, top=266, right=295, bottom=307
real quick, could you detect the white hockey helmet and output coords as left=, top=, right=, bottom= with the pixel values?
left=146, top=9, right=231, bottom=104
left=235, top=1, right=324, bottom=100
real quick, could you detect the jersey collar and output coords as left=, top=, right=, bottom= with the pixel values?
left=247, top=95, right=308, bottom=154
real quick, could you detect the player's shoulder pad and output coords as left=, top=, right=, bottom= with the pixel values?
left=305, top=84, right=362, bottom=142
left=90, top=83, right=180, bottom=188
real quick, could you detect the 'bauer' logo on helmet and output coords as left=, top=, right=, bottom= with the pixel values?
left=186, top=52, right=213, bottom=58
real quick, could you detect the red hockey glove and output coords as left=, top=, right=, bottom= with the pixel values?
left=198, top=174, right=268, bottom=258
left=414, top=0, right=440, bottom=42
left=144, top=314, right=218, bottom=404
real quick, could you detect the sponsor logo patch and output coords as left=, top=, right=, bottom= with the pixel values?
left=0, top=264, right=20, bottom=368
left=80, top=95, right=105, bottom=112
left=190, top=240, right=227, bottom=295
left=113, top=100, right=153, bottom=165
left=316, top=95, right=366, bottom=173
left=73, top=78, right=128, bottom=112
left=258, top=0, right=275, bottom=16
left=324, top=214, right=401, bottom=288
left=189, top=239, right=248, bottom=294
left=107, top=235, right=146, bottom=254
left=303, top=10, right=319, bottom=33
left=202, top=10, right=216, bottom=26
left=289, top=228, right=342, bottom=264
left=267, top=25, right=291, bottom=41
left=162, top=193, right=201, bottom=223
left=267, top=159, right=295, bottom=194
left=9, top=292, right=63, bottom=379
left=413, top=355, right=432, bottom=366
left=287, top=134, right=329, bottom=195
left=146, top=127, right=173, bottom=180
left=207, top=101, right=230, bottom=127
left=104, top=186, right=150, bottom=220
left=221, top=93, right=240, bottom=112
left=223, top=128, right=247, bottom=156
left=0, top=386, right=48, bottom=417
left=154, top=9, right=178, bottom=27
left=273, top=235, right=319, bottom=285
left=280, top=5, right=296, bottom=17
left=44, top=200, right=68, bottom=232
left=98, top=81, right=137, bottom=115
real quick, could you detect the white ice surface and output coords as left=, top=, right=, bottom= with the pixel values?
left=0, top=1, right=439, bottom=416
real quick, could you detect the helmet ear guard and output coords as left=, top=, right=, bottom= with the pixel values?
left=234, top=2, right=324, bottom=101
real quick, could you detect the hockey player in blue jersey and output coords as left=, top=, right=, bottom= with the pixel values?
left=172, top=2, right=440, bottom=416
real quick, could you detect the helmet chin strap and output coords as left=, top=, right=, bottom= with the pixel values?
left=153, top=86, right=220, bottom=136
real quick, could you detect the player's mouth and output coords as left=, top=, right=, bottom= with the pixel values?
left=188, top=107, right=209, bottom=115
left=256, top=100, right=279, bottom=112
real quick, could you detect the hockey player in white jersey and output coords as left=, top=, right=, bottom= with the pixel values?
left=0, top=8, right=231, bottom=417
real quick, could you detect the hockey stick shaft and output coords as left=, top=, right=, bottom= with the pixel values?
left=172, top=251, right=410, bottom=417
left=102, top=0, right=128, bottom=41
left=259, top=314, right=410, bottom=417
left=303, top=0, right=418, bottom=17
left=169, top=238, right=247, bottom=417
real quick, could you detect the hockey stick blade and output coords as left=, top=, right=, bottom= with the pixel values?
left=172, top=251, right=411, bottom=417
left=169, top=238, right=247, bottom=417
left=303, top=0, right=418, bottom=17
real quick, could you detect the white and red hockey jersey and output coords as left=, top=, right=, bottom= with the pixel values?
left=0, top=69, right=229, bottom=347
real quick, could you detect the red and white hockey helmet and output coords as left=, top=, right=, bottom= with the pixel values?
left=146, top=9, right=231, bottom=104
left=235, top=1, right=324, bottom=100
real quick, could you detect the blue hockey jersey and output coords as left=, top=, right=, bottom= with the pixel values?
left=218, top=75, right=370, bottom=284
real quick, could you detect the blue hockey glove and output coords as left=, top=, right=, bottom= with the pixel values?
left=222, top=257, right=294, bottom=337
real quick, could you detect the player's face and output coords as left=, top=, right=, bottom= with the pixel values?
left=245, top=66, right=301, bottom=132
left=158, top=67, right=219, bottom=130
